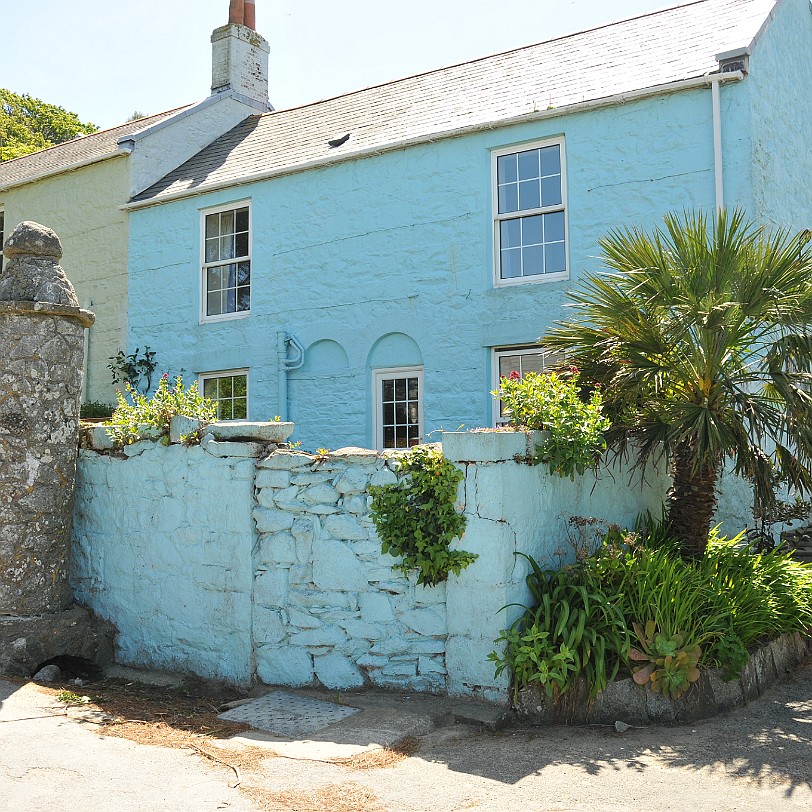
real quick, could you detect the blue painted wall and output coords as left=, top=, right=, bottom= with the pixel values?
left=129, top=81, right=756, bottom=451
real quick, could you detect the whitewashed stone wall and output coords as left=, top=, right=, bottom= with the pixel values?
left=252, top=448, right=447, bottom=692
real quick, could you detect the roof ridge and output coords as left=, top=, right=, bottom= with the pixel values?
left=262, top=0, right=715, bottom=118
left=0, top=104, right=192, bottom=167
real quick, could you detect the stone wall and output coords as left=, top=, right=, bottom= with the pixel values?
left=73, top=430, right=756, bottom=702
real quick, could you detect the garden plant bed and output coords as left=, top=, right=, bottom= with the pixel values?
left=515, top=632, right=810, bottom=725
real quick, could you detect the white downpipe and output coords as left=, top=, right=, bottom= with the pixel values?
left=81, top=299, right=92, bottom=404
left=712, top=77, right=724, bottom=212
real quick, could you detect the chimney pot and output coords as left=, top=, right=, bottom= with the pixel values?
left=229, top=0, right=245, bottom=25
left=244, top=0, right=256, bottom=30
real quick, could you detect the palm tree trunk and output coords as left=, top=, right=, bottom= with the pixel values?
left=667, top=441, right=720, bottom=559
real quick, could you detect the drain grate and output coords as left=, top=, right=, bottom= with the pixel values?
left=218, top=691, right=361, bottom=737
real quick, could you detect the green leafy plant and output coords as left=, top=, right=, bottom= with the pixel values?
left=108, top=346, right=158, bottom=394
left=490, top=554, right=628, bottom=701
left=107, top=373, right=216, bottom=446
left=369, top=445, right=474, bottom=586
left=494, top=370, right=609, bottom=478
left=56, top=690, right=90, bottom=705
left=628, top=620, right=701, bottom=699
left=80, top=400, right=114, bottom=419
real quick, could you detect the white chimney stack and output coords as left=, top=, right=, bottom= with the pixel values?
left=212, top=0, right=269, bottom=107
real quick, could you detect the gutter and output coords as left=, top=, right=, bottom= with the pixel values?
left=123, top=70, right=745, bottom=212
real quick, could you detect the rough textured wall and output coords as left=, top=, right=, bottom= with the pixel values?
left=72, top=443, right=257, bottom=684
left=252, top=448, right=447, bottom=692
left=0, top=157, right=130, bottom=405
left=127, top=88, right=717, bottom=451
left=747, top=0, right=812, bottom=230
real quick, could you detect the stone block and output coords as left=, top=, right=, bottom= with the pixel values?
left=770, top=634, right=797, bottom=676
left=87, top=425, right=115, bottom=450
left=202, top=438, right=263, bottom=458
left=307, top=503, right=340, bottom=515
left=169, top=415, right=201, bottom=444
left=288, top=590, right=357, bottom=610
left=334, top=467, right=371, bottom=495
left=314, top=652, right=366, bottom=689
left=707, top=669, right=745, bottom=712
left=370, top=468, right=398, bottom=488
left=256, top=646, right=313, bottom=686
left=359, top=593, right=395, bottom=623
left=343, top=494, right=371, bottom=515
left=290, top=472, right=334, bottom=486
left=442, top=431, right=546, bottom=463
left=123, top=440, right=152, bottom=457
left=644, top=688, right=677, bottom=723
left=286, top=606, right=324, bottom=628
left=272, top=486, right=302, bottom=505
left=301, top=483, right=340, bottom=505
left=751, top=643, right=778, bottom=694
left=253, top=606, right=288, bottom=644
left=381, top=661, right=417, bottom=678
left=255, top=469, right=291, bottom=489
left=587, top=677, right=649, bottom=726
left=418, top=655, right=446, bottom=675
left=289, top=624, right=346, bottom=647
left=291, top=516, right=320, bottom=545
left=254, top=567, right=290, bottom=607
left=252, top=507, right=294, bottom=533
left=400, top=606, right=447, bottom=637
left=313, top=538, right=368, bottom=592
left=339, top=619, right=387, bottom=640
left=258, top=532, right=297, bottom=565
left=357, top=652, right=388, bottom=669
left=257, top=451, right=313, bottom=470
left=331, top=447, right=380, bottom=464
left=323, top=514, right=368, bottom=540
left=207, top=421, right=293, bottom=442
left=413, top=583, right=447, bottom=606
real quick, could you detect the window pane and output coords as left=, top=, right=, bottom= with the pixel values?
left=395, top=403, right=407, bottom=424
left=521, top=353, right=546, bottom=375
left=237, top=289, right=251, bottom=311
left=517, top=149, right=540, bottom=181
left=541, top=176, right=562, bottom=207
left=522, top=215, right=543, bottom=246
left=518, top=180, right=540, bottom=211
left=395, top=378, right=406, bottom=400
left=500, top=219, right=521, bottom=249
left=545, top=242, right=567, bottom=274
left=205, top=237, right=220, bottom=262
left=540, top=145, right=561, bottom=176
left=220, top=210, right=234, bottom=236
left=384, top=403, right=394, bottom=424
left=237, top=261, right=251, bottom=285
left=233, top=375, right=247, bottom=397
left=205, top=214, right=220, bottom=239
left=233, top=397, right=247, bottom=419
left=384, top=426, right=395, bottom=448
left=522, top=245, right=544, bottom=276
left=235, top=207, right=249, bottom=232
left=207, top=266, right=223, bottom=290
left=396, top=426, right=408, bottom=448
left=220, top=234, right=235, bottom=260
left=236, top=232, right=249, bottom=257
left=497, top=153, right=517, bottom=184
left=407, top=378, right=419, bottom=399
left=382, top=379, right=394, bottom=401
left=544, top=211, right=566, bottom=243
left=501, top=248, right=522, bottom=279
left=408, top=403, right=419, bottom=423
left=498, top=183, right=518, bottom=214
left=207, top=292, right=222, bottom=316
left=499, top=354, right=520, bottom=378
left=203, top=379, right=217, bottom=399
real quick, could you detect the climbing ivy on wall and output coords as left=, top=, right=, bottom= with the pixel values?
left=369, top=445, right=476, bottom=587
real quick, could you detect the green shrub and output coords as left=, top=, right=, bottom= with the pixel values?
left=80, top=400, right=115, bottom=419
left=495, top=522, right=812, bottom=700
left=493, top=370, right=610, bottom=478
left=369, top=445, right=475, bottom=586
left=107, top=374, right=216, bottom=446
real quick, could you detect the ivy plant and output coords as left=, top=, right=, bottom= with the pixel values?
left=369, top=445, right=475, bottom=587
left=494, top=369, right=610, bottom=478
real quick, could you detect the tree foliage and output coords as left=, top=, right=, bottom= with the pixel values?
left=0, top=89, right=97, bottom=162
left=542, top=209, right=812, bottom=558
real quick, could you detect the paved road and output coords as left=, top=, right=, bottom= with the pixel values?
left=1, top=661, right=810, bottom=811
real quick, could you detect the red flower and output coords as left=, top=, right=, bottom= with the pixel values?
left=569, top=365, right=579, bottom=374
left=509, top=370, right=521, bottom=380
left=162, top=372, right=169, bottom=379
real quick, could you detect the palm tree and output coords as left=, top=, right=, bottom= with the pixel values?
left=542, top=210, right=812, bottom=558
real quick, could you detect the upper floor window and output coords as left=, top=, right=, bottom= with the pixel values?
left=201, top=202, right=250, bottom=322
left=493, top=140, right=567, bottom=285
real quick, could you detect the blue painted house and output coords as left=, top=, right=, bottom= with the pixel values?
left=125, top=0, right=812, bottom=451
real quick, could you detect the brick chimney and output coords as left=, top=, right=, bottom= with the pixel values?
left=212, top=0, right=269, bottom=107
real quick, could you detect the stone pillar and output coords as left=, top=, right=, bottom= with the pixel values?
left=0, top=222, right=94, bottom=615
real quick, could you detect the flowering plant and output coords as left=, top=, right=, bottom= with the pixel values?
left=107, top=374, right=217, bottom=447
left=493, top=369, right=610, bottom=478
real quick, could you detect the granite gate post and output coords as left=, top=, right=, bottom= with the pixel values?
left=0, top=221, right=114, bottom=676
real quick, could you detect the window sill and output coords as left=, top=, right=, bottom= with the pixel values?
left=493, top=271, right=568, bottom=288
left=199, top=310, right=252, bottom=325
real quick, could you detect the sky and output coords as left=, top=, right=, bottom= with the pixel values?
left=2, top=0, right=674, bottom=130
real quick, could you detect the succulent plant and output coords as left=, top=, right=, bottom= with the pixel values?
left=628, top=620, right=701, bottom=699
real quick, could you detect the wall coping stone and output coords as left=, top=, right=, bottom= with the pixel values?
left=0, top=300, right=95, bottom=328
left=442, top=430, right=549, bottom=463
left=205, top=421, right=294, bottom=442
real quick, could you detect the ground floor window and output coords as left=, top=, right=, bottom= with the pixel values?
left=492, top=346, right=563, bottom=424
left=199, top=369, right=248, bottom=420
left=373, top=367, right=423, bottom=450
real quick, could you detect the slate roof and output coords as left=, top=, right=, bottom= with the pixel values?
left=0, top=107, right=189, bottom=191
left=133, top=0, right=776, bottom=205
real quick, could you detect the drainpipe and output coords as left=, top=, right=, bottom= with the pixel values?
left=712, top=76, right=724, bottom=212
left=81, top=298, right=92, bottom=404
left=276, top=331, right=305, bottom=421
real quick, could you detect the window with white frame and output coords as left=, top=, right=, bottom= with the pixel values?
left=492, top=346, right=565, bottom=424
left=200, top=370, right=248, bottom=420
left=201, top=203, right=250, bottom=321
left=493, top=140, right=567, bottom=284
left=373, top=367, right=424, bottom=450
